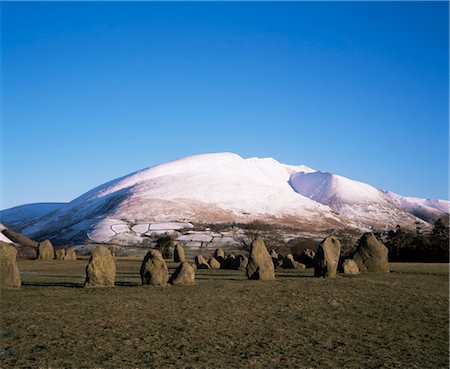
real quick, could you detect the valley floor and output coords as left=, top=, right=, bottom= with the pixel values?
left=1, top=260, right=448, bottom=368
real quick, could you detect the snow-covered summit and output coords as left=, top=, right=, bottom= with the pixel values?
left=0, top=152, right=447, bottom=243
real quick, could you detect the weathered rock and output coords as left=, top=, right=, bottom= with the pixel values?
left=235, top=254, right=248, bottom=270
left=214, top=248, right=225, bottom=262
left=169, top=262, right=195, bottom=285
left=353, top=233, right=389, bottom=272
left=140, top=249, right=169, bottom=286
left=195, top=255, right=210, bottom=269
left=54, top=248, right=66, bottom=260
left=298, top=248, right=316, bottom=268
left=342, top=259, right=359, bottom=275
left=314, top=236, right=341, bottom=278
left=37, top=240, right=54, bottom=260
left=84, top=246, right=116, bottom=288
left=0, top=241, right=21, bottom=288
left=173, top=243, right=185, bottom=262
left=282, top=254, right=305, bottom=269
left=64, top=248, right=77, bottom=260
left=246, top=237, right=275, bottom=281
left=208, top=257, right=221, bottom=269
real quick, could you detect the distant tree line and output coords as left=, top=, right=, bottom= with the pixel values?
left=384, top=215, right=449, bottom=263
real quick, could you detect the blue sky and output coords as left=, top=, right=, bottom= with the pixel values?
left=1, top=1, right=448, bottom=209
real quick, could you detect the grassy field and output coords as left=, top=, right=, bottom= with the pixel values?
left=0, top=259, right=448, bottom=368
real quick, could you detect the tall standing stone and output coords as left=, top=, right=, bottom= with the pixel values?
left=174, top=243, right=185, bottom=263
left=314, top=236, right=341, bottom=278
left=84, top=246, right=116, bottom=288
left=140, top=249, right=169, bottom=286
left=246, top=237, right=275, bottom=281
left=353, top=233, right=389, bottom=272
left=0, top=241, right=21, bottom=288
left=37, top=240, right=54, bottom=260
left=169, top=262, right=196, bottom=285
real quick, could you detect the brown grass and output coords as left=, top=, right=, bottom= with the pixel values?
left=0, top=260, right=448, bottom=368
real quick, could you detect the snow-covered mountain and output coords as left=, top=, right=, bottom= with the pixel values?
left=1, top=152, right=448, bottom=243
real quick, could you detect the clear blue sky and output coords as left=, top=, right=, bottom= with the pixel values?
left=1, top=1, right=448, bottom=209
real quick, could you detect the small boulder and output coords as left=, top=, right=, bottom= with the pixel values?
left=173, top=243, right=185, bottom=263
left=353, top=233, right=389, bottom=273
left=0, top=241, right=21, bottom=288
left=282, top=254, right=305, bottom=269
left=195, top=255, right=210, bottom=269
left=246, top=237, right=275, bottom=281
left=169, top=262, right=195, bottom=285
left=208, top=257, right=221, bottom=269
left=342, top=259, right=359, bottom=275
left=64, top=248, right=77, bottom=260
left=140, top=249, right=169, bottom=286
left=84, top=246, right=116, bottom=288
left=37, top=240, right=54, bottom=260
left=54, top=248, right=66, bottom=260
left=314, top=236, right=341, bottom=278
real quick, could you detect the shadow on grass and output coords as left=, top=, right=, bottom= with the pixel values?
left=22, top=281, right=84, bottom=288
left=115, top=281, right=141, bottom=287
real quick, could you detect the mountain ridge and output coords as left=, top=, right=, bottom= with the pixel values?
left=1, top=152, right=448, bottom=243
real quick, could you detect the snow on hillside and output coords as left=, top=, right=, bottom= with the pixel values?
left=0, top=223, right=13, bottom=243
left=0, top=202, right=65, bottom=230
left=1, top=152, right=447, bottom=244
left=289, top=171, right=387, bottom=205
left=384, top=192, right=450, bottom=223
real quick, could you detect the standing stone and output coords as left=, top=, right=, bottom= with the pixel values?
left=214, top=248, right=225, bottom=262
left=314, top=236, right=341, bottom=278
left=54, top=248, right=66, bottom=260
left=174, top=243, right=185, bottom=262
left=84, top=246, right=116, bottom=288
left=208, top=257, right=221, bottom=269
left=64, top=248, right=77, bottom=260
left=342, top=259, right=359, bottom=275
left=169, top=262, right=195, bottom=285
left=0, top=241, right=21, bottom=288
left=246, top=237, right=275, bottom=281
left=195, top=255, right=210, bottom=269
left=37, top=240, right=54, bottom=260
left=353, top=233, right=389, bottom=272
left=140, top=249, right=169, bottom=286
